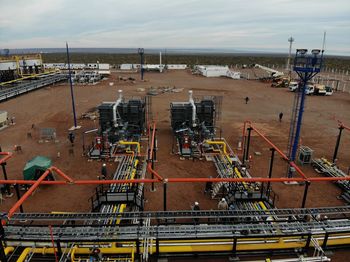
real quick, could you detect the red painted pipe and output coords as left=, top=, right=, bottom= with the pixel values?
left=147, top=121, right=163, bottom=181
left=289, top=161, right=307, bottom=179
left=341, top=124, right=350, bottom=132
left=147, top=163, right=163, bottom=181
left=1, top=176, right=350, bottom=185
left=243, top=122, right=308, bottom=180
left=50, top=166, right=74, bottom=183
left=74, top=178, right=159, bottom=185
left=7, top=169, right=51, bottom=219
left=0, top=152, right=13, bottom=165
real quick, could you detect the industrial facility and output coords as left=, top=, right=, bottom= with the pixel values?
left=0, top=46, right=350, bottom=262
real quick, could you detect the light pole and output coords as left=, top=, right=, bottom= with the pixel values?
left=287, top=49, right=324, bottom=177
left=138, top=48, right=144, bottom=80
left=66, top=42, right=77, bottom=129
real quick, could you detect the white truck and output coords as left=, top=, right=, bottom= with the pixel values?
left=313, top=84, right=327, bottom=95
left=289, top=82, right=299, bottom=92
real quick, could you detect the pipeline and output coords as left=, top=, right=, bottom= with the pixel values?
left=2, top=175, right=350, bottom=186
left=0, top=152, right=13, bottom=165
left=5, top=166, right=75, bottom=222
left=19, top=232, right=348, bottom=261
left=242, top=122, right=308, bottom=180
left=119, top=141, right=141, bottom=155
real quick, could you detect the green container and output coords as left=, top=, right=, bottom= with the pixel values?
left=23, top=156, right=52, bottom=180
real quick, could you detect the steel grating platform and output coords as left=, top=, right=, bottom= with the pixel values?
left=3, top=206, right=350, bottom=222
left=0, top=73, right=67, bottom=102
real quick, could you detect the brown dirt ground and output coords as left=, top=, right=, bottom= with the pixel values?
left=0, top=70, right=350, bottom=261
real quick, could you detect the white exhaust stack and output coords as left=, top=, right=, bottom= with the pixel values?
left=159, top=51, right=163, bottom=73
left=189, top=90, right=196, bottom=127
left=113, top=89, right=123, bottom=127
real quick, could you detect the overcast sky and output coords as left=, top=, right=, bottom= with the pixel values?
left=1, top=0, right=349, bottom=55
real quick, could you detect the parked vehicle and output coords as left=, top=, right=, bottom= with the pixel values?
left=289, top=81, right=299, bottom=92
left=314, top=84, right=327, bottom=95
left=325, top=86, right=333, bottom=96
left=305, top=85, right=315, bottom=95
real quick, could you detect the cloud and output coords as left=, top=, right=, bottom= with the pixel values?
left=0, top=0, right=349, bottom=55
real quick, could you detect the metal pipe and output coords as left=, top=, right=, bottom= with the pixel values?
left=188, top=90, right=196, bottom=126
left=147, top=122, right=163, bottom=181
left=205, top=140, right=228, bottom=155
left=289, top=161, right=307, bottom=180
left=246, top=123, right=307, bottom=179
left=6, top=167, right=75, bottom=221
left=267, top=148, right=276, bottom=194
left=66, top=42, right=77, bottom=128
left=7, top=169, right=51, bottom=220
left=119, top=141, right=141, bottom=154
left=113, top=90, right=123, bottom=127
left=301, top=181, right=311, bottom=208
left=0, top=152, right=13, bottom=165
left=163, top=179, right=168, bottom=211
left=2, top=175, right=350, bottom=186
left=50, top=166, right=74, bottom=183
left=14, top=184, right=24, bottom=213
left=332, top=126, right=344, bottom=163
left=1, top=163, right=11, bottom=195
left=250, top=126, right=288, bottom=160
left=244, top=127, right=252, bottom=162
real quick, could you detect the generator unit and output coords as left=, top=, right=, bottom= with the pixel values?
left=98, top=90, right=146, bottom=144
left=170, top=90, right=218, bottom=158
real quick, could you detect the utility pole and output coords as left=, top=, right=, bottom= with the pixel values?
left=138, top=48, right=144, bottom=80
left=66, top=42, right=78, bottom=129
left=286, top=36, right=295, bottom=80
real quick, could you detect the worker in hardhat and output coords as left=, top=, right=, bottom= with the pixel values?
left=101, top=163, right=107, bottom=179
left=193, top=202, right=200, bottom=210
left=218, top=198, right=228, bottom=210
left=192, top=201, right=200, bottom=224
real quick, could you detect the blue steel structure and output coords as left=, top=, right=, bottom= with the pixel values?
left=287, top=49, right=324, bottom=177
left=138, top=48, right=144, bottom=80
left=66, top=42, right=78, bottom=128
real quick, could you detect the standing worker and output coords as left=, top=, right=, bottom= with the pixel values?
left=101, top=163, right=107, bottom=179
left=245, top=96, right=249, bottom=104
left=68, top=132, right=75, bottom=146
left=192, top=201, right=200, bottom=224
left=279, top=112, right=284, bottom=122
left=218, top=198, right=229, bottom=210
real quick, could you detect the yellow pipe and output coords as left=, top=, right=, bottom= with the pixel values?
left=119, top=141, right=141, bottom=154
left=67, top=233, right=350, bottom=261
left=4, top=246, right=14, bottom=255
left=205, top=140, right=228, bottom=155
left=17, top=247, right=56, bottom=262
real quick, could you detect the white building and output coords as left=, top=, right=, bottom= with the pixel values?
left=167, top=64, right=187, bottom=70
left=196, top=65, right=241, bottom=79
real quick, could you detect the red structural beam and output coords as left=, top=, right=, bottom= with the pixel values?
left=0, top=152, right=13, bottom=165
left=6, top=166, right=75, bottom=220
left=1, top=176, right=350, bottom=185
left=147, top=121, right=163, bottom=181
left=339, top=121, right=350, bottom=132
left=242, top=122, right=308, bottom=180
left=7, top=169, right=51, bottom=220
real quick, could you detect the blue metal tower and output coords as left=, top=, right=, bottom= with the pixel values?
left=287, top=49, right=324, bottom=177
